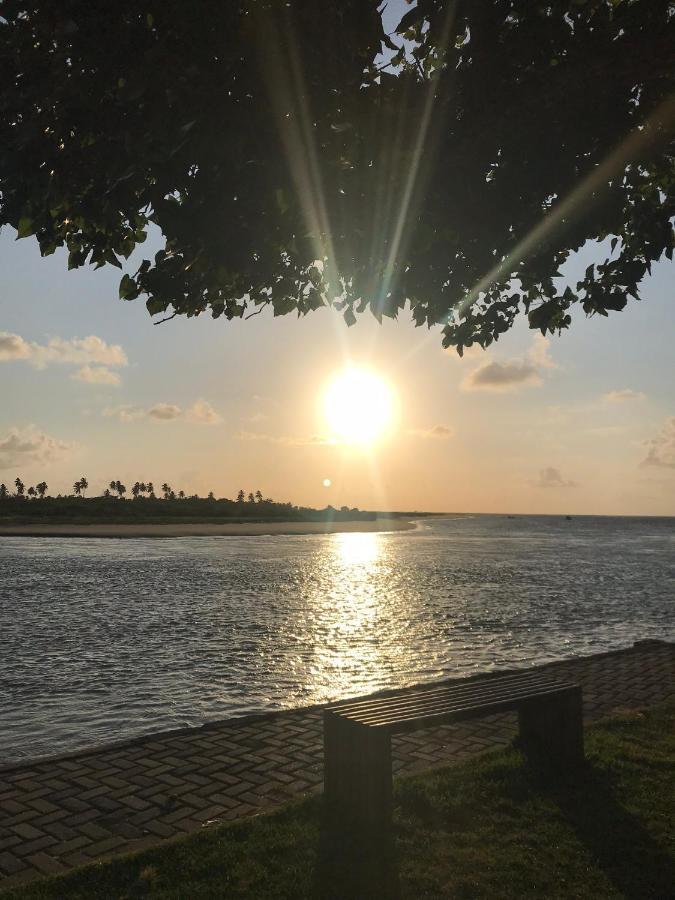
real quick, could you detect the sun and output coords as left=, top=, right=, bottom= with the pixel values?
left=323, top=367, right=395, bottom=445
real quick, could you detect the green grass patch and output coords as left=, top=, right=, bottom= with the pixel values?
left=3, top=703, right=674, bottom=899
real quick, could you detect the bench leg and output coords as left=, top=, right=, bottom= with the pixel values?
left=324, top=712, right=393, bottom=839
left=518, top=687, right=584, bottom=769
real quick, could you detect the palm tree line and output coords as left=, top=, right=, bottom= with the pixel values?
left=0, top=477, right=272, bottom=504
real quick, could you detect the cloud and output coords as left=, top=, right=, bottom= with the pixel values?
left=0, top=331, right=128, bottom=370
left=187, top=399, right=222, bottom=424
left=535, top=466, right=577, bottom=488
left=602, top=389, right=646, bottom=403
left=236, top=430, right=334, bottom=446
left=461, top=336, right=556, bottom=393
left=147, top=403, right=182, bottom=421
left=408, top=424, right=454, bottom=439
left=642, top=417, right=675, bottom=469
left=103, top=405, right=145, bottom=423
left=103, top=401, right=220, bottom=424
left=72, top=365, right=121, bottom=386
left=0, top=426, right=74, bottom=470
left=0, top=333, right=31, bottom=361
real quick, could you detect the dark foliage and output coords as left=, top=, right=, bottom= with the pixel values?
left=0, top=494, right=373, bottom=524
left=1, top=0, right=673, bottom=351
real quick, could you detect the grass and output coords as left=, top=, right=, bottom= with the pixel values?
left=3, top=702, right=674, bottom=899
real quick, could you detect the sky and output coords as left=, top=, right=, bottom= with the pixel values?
left=1, top=220, right=674, bottom=515
left=1, top=0, right=674, bottom=516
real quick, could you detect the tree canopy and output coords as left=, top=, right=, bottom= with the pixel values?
left=1, top=0, right=673, bottom=352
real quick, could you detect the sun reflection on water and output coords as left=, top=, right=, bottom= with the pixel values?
left=314, top=530, right=389, bottom=698
left=334, top=530, right=379, bottom=567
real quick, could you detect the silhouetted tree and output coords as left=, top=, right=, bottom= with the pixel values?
left=36, top=481, right=48, bottom=498
left=207, top=491, right=215, bottom=501
left=115, top=481, right=127, bottom=499
left=131, top=481, right=141, bottom=499
left=103, top=488, right=111, bottom=498
left=147, top=481, right=155, bottom=497
left=79, top=476, right=88, bottom=497
left=255, top=490, right=263, bottom=503
left=109, top=480, right=117, bottom=495
left=161, top=482, right=171, bottom=500
left=73, top=480, right=82, bottom=497
left=178, top=490, right=185, bottom=500
left=247, top=492, right=255, bottom=504
left=236, top=490, right=245, bottom=504
left=0, top=483, right=7, bottom=499
left=27, top=485, right=36, bottom=498
left=14, top=477, right=24, bottom=498
left=2, top=1, right=674, bottom=352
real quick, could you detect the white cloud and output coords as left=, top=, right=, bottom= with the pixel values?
left=72, top=365, right=121, bottom=386
left=0, top=333, right=31, bottom=361
left=461, top=336, right=556, bottom=393
left=535, top=466, right=577, bottom=488
left=0, top=331, right=128, bottom=370
left=103, top=405, right=145, bottom=423
left=603, top=389, right=646, bottom=403
left=408, top=424, right=454, bottom=439
left=0, top=426, right=74, bottom=470
left=527, top=334, right=557, bottom=370
left=187, top=399, right=222, bottom=424
left=103, top=400, right=220, bottom=425
left=642, top=417, right=675, bottom=469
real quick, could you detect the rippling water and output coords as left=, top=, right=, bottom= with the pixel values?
left=1, top=515, right=673, bottom=765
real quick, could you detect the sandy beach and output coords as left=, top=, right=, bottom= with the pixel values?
left=0, top=519, right=415, bottom=538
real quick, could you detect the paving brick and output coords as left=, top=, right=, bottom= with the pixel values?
left=0, top=851, right=26, bottom=876
left=0, top=640, right=672, bottom=890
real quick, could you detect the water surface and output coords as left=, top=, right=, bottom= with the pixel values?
left=1, top=515, right=673, bottom=765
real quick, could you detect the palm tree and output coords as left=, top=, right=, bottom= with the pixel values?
left=147, top=481, right=155, bottom=498
left=14, top=477, right=25, bottom=497
left=0, top=484, right=8, bottom=499
left=109, top=480, right=117, bottom=494
left=79, top=476, right=88, bottom=497
left=255, top=490, right=263, bottom=503
left=139, top=482, right=147, bottom=497
left=161, top=482, right=171, bottom=500
left=36, top=481, right=48, bottom=498
left=207, top=491, right=215, bottom=501
left=73, top=480, right=82, bottom=497
left=115, top=480, right=126, bottom=499
left=178, top=490, right=185, bottom=500
left=131, top=481, right=141, bottom=499
left=27, top=486, right=36, bottom=499
left=103, top=488, right=111, bottom=498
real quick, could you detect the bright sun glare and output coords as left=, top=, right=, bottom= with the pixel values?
left=324, top=367, right=394, bottom=445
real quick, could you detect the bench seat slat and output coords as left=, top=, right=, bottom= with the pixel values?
left=361, top=684, right=577, bottom=733
left=332, top=681, right=572, bottom=728
left=327, top=670, right=569, bottom=717
left=328, top=676, right=575, bottom=726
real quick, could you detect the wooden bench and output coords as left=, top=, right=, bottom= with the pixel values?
left=323, top=670, right=583, bottom=835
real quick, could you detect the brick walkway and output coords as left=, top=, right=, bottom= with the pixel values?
left=1, top=639, right=673, bottom=890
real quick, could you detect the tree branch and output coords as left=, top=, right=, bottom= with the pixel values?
left=153, top=312, right=177, bottom=325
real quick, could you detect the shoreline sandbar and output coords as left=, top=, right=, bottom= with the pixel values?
left=0, top=519, right=415, bottom=538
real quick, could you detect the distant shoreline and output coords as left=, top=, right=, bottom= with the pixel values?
left=0, top=519, right=416, bottom=538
